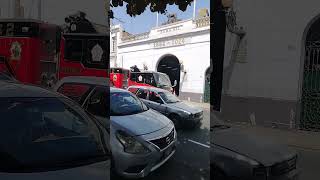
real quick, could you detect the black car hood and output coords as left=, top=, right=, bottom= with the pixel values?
left=167, top=102, right=202, bottom=114
left=212, top=127, right=296, bottom=166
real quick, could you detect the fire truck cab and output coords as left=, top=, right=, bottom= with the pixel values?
left=0, top=18, right=108, bottom=88
left=0, top=19, right=60, bottom=86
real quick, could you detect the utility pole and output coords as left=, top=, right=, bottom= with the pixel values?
left=212, top=0, right=227, bottom=111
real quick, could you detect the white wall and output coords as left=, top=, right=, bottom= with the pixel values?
left=116, top=20, right=210, bottom=94
left=225, top=0, right=320, bottom=101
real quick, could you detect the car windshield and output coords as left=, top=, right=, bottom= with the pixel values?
left=155, top=73, right=172, bottom=87
left=158, top=91, right=180, bottom=103
left=110, top=92, right=148, bottom=116
left=0, top=97, right=107, bottom=172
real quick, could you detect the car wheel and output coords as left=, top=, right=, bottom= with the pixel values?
left=212, top=167, right=227, bottom=180
left=170, top=114, right=182, bottom=129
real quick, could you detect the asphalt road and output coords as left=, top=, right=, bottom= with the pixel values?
left=112, top=104, right=210, bottom=180
left=293, top=147, right=320, bottom=180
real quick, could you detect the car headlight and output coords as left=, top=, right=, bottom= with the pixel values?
left=235, top=153, right=260, bottom=166
left=116, top=131, right=151, bottom=154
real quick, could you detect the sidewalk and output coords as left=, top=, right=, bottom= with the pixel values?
left=230, top=123, right=320, bottom=151
left=185, top=102, right=320, bottom=151
left=210, top=113, right=320, bottom=151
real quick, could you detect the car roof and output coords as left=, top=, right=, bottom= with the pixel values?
left=54, top=76, right=129, bottom=93
left=0, top=81, right=62, bottom=98
left=54, top=76, right=109, bottom=90
left=128, top=85, right=167, bottom=93
left=110, top=87, right=129, bottom=93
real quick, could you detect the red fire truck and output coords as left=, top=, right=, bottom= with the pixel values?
left=0, top=18, right=108, bottom=88
left=110, top=67, right=174, bottom=92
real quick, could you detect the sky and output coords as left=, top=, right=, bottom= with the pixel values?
left=0, top=0, right=107, bottom=25
left=112, top=0, right=210, bottom=34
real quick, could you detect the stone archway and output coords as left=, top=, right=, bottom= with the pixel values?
left=301, top=16, right=320, bottom=130
left=157, top=55, right=181, bottom=96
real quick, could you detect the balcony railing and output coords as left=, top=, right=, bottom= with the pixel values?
left=121, top=32, right=150, bottom=42
left=194, top=17, right=210, bottom=28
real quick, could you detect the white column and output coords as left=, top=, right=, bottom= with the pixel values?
left=193, top=0, right=197, bottom=19
left=156, top=12, right=159, bottom=26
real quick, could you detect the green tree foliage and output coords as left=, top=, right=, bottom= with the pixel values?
left=109, top=0, right=194, bottom=18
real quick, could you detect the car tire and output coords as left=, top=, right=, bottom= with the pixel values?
left=170, top=114, right=182, bottom=129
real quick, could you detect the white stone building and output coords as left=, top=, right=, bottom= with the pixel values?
left=110, top=13, right=210, bottom=103
left=218, top=0, right=320, bottom=130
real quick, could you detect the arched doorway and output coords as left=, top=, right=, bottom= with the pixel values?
left=301, top=17, right=320, bottom=130
left=204, top=68, right=211, bottom=103
left=157, top=55, right=181, bottom=96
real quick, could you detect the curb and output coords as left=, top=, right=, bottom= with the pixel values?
left=233, top=124, right=320, bottom=151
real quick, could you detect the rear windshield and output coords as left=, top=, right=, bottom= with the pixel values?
left=0, top=97, right=107, bottom=172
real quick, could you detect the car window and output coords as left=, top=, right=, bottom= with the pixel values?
left=136, top=88, right=148, bottom=99
left=0, top=97, right=108, bottom=172
left=158, top=91, right=180, bottom=103
left=57, top=83, right=92, bottom=104
left=149, top=91, right=163, bottom=104
left=85, top=86, right=109, bottom=118
left=110, top=92, right=148, bottom=116
left=64, top=39, right=83, bottom=62
left=144, top=74, right=156, bottom=86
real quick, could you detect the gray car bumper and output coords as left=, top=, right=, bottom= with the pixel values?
left=113, top=130, right=178, bottom=179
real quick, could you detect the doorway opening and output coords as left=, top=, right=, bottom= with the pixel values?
left=301, top=16, right=320, bottom=131
left=157, top=55, right=181, bottom=96
left=204, top=67, right=210, bottom=103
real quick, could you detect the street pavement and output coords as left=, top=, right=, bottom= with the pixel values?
left=212, top=113, right=320, bottom=180
left=112, top=102, right=210, bottom=180
left=293, top=147, right=320, bottom=180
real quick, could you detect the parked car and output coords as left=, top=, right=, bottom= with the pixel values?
left=127, top=86, right=203, bottom=129
left=54, top=76, right=177, bottom=179
left=0, top=80, right=111, bottom=180
left=211, top=114, right=300, bottom=180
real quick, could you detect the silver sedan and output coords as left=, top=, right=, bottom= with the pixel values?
left=54, top=76, right=178, bottom=179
